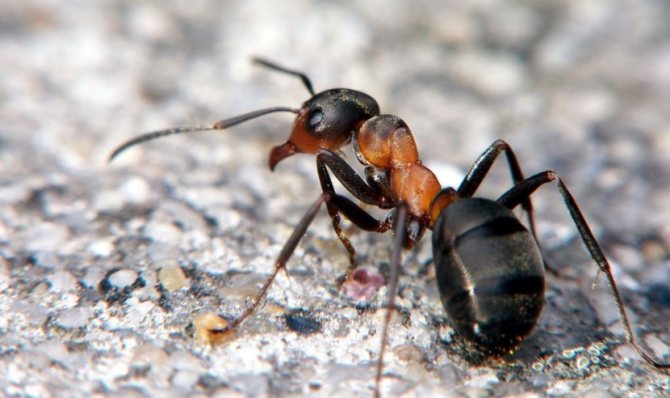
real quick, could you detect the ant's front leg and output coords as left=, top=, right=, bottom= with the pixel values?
left=316, top=149, right=393, bottom=282
left=211, top=190, right=389, bottom=338
left=212, top=194, right=327, bottom=337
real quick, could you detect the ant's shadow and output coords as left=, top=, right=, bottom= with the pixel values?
left=508, top=284, right=602, bottom=364
left=438, top=283, right=604, bottom=367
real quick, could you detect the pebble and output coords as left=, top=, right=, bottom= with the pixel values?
left=92, top=189, right=126, bottom=212
left=107, top=269, right=139, bottom=289
left=25, top=222, right=71, bottom=252
left=119, top=176, right=151, bottom=204
left=644, top=334, right=670, bottom=359
left=465, top=369, right=500, bottom=389
left=35, top=341, right=73, bottom=368
left=56, top=306, right=92, bottom=329
left=81, top=267, right=107, bottom=289
left=147, top=242, right=180, bottom=263
left=285, top=312, right=321, bottom=335
left=172, top=370, right=199, bottom=390
left=158, top=264, right=186, bottom=292
left=576, top=356, right=591, bottom=371
left=193, top=313, right=232, bottom=346
left=582, top=391, right=615, bottom=398
left=132, top=343, right=172, bottom=385
left=87, top=239, right=114, bottom=258
left=159, top=200, right=209, bottom=232
left=450, top=50, right=527, bottom=97
left=169, top=350, right=204, bottom=372
left=143, top=221, right=182, bottom=244
left=47, top=270, right=78, bottom=293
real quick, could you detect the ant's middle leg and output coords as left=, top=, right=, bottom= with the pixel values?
left=498, top=170, right=670, bottom=369
left=374, top=202, right=408, bottom=398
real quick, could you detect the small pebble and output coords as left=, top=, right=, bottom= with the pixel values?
left=393, top=344, right=424, bottom=363
left=133, top=343, right=169, bottom=366
left=576, top=356, right=590, bottom=370
left=582, top=391, right=615, bottom=398
left=120, top=176, right=151, bottom=204
left=47, top=270, right=78, bottom=293
left=285, top=312, right=321, bottom=335
left=108, top=269, right=139, bottom=289
left=56, top=307, right=92, bottom=329
left=158, top=264, right=186, bottom=292
left=170, top=350, right=204, bottom=372
left=132, top=344, right=172, bottom=384
left=25, top=223, right=71, bottom=252
left=172, top=370, right=199, bottom=390
left=644, top=334, right=670, bottom=359
left=81, top=267, right=106, bottom=289
left=87, top=240, right=114, bottom=258
left=143, top=221, right=182, bottom=244
left=466, top=369, right=500, bottom=389
left=193, top=313, right=233, bottom=345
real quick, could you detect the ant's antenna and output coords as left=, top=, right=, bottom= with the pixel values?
left=253, top=58, right=315, bottom=96
left=110, top=58, right=317, bottom=162
left=109, top=106, right=298, bottom=161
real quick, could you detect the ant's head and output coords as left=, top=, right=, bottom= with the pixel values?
left=108, top=58, right=379, bottom=170
left=270, top=88, right=379, bottom=170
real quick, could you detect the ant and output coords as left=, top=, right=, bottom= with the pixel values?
left=110, top=58, right=669, bottom=397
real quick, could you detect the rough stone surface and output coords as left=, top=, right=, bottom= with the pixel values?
left=1, top=1, right=670, bottom=397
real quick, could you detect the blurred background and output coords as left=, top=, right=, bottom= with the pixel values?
left=1, top=1, right=669, bottom=397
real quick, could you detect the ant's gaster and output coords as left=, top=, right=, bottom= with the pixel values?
left=110, top=59, right=669, bottom=397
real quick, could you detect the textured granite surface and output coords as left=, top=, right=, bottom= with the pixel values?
left=1, top=1, right=670, bottom=397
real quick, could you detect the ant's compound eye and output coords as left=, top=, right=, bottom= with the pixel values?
left=286, top=88, right=380, bottom=155
left=308, top=109, right=324, bottom=130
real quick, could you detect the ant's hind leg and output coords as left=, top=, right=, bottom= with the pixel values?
left=212, top=195, right=326, bottom=336
left=459, top=139, right=566, bottom=274
left=458, top=139, right=539, bottom=242
left=498, top=170, right=670, bottom=369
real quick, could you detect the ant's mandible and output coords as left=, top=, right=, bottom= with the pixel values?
left=110, top=58, right=669, bottom=397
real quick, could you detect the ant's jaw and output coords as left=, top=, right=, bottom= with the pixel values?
left=269, top=141, right=297, bottom=171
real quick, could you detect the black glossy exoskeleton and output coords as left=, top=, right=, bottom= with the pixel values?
left=110, top=59, right=669, bottom=397
left=432, top=198, right=545, bottom=356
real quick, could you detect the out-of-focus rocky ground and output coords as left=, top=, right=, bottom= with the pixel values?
left=1, top=1, right=669, bottom=397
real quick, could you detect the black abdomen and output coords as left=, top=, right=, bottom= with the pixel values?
left=432, top=198, right=545, bottom=356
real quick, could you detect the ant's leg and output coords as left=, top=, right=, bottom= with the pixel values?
left=456, top=140, right=568, bottom=275
left=212, top=195, right=326, bottom=336
left=498, top=170, right=670, bottom=369
left=375, top=202, right=408, bottom=398
left=316, top=150, right=390, bottom=281
left=213, top=193, right=389, bottom=336
left=317, top=149, right=389, bottom=206
left=457, top=139, right=538, bottom=241
left=325, top=192, right=394, bottom=282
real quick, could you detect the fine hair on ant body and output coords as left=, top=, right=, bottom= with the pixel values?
left=110, top=58, right=669, bottom=397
